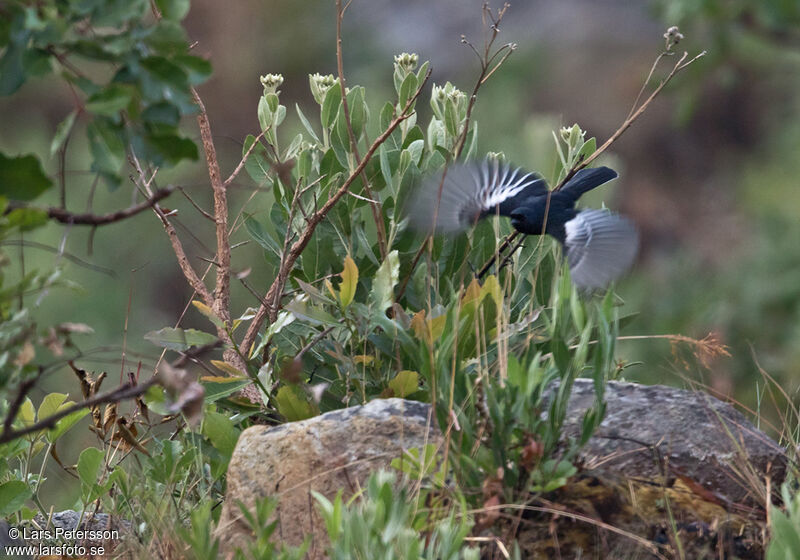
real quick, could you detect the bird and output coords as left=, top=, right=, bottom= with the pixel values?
left=406, top=158, right=639, bottom=290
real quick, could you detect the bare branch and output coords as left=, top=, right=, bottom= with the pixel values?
left=192, top=87, right=233, bottom=327
left=8, top=186, right=176, bottom=226
left=0, top=376, right=156, bottom=445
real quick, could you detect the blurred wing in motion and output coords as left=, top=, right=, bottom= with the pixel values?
left=564, top=209, right=639, bottom=290
left=407, top=159, right=547, bottom=234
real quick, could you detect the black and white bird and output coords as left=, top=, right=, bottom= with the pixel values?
left=407, top=159, right=639, bottom=290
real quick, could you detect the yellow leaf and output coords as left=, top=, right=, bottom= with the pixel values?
left=324, top=278, right=337, bottom=300
left=353, top=355, right=375, bottom=366
left=461, top=278, right=482, bottom=305
left=481, top=275, right=503, bottom=308
left=410, top=310, right=430, bottom=345
left=338, top=254, right=358, bottom=307
left=388, top=370, right=419, bottom=398
left=192, top=300, right=224, bottom=328
left=210, top=360, right=245, bottom=377
left=429, top=314, right=446, bottom=343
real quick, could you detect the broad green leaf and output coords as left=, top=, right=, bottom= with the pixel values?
left=155, top=0, right=190, bottom=21
left=174, top=54, right=211, bottom=85
left=146, top=133, right=198, bottom=165
left=398, top=73, right=418, bottom=108
left=17, top=398, right=35, bottom=428
left=200, top=376, right=252, bottom=403
left=0, top=480, right=32, bottom=517
left=48, top=408, right=90, bottom=443
left=276, top=385, right=316, bottom=422
left=77, top=447, right=104, bottom=487
left=388, top=370, right=418, bottom=398
left=0, top=152, right=52, bottom=201
left=202, top=410, right=240, bottom=457
left=242, top=135, right=272, bottom=185
left=86, top=84, right=132, bottom=116
left=285, top=298, right=339, bottom=327
left=37, top=393, right=67, bottom=421
left=144, top=327, right=218, bottom=351
left=370, top=250, right=399, bottom=312
left=50, top=110, right=78, bottom=158
left=244, top=214, right=281, bottom=257
left=321, top=83, right=342, bottom=129
left=5, top=208, right=47, bottom=231
left=338, top=255, right=358, bottom=308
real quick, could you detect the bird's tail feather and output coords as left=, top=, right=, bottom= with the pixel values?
left=560, top=167, right=618, bottom=200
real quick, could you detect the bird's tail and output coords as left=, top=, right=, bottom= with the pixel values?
left=559, top=167, right=618, bottom=201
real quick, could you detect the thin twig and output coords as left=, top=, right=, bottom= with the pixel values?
left=224, top=130, right=267, bottom=188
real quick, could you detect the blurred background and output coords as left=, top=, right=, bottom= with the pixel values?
left=1, top=0, right=799, bottom=505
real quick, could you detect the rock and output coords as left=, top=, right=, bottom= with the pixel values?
left=560, top=379, right=786, bottom=506
left=218, top=383, right=785, bottom=559
left=217, top=398, right=441, bottom=559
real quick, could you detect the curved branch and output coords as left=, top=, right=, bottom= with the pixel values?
left=8, top=186, right=176, bottom=226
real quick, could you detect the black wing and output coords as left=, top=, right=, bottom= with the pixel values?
left=407, top=159, right=547, bottom=234
left=564, top=209, right=638, bottom=290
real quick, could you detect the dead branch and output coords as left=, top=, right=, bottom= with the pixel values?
left=7, top=186, right=176, bottom=226
left=192, top=88, right=232, bottom=328
left=0, top=376, right=156, bottom=445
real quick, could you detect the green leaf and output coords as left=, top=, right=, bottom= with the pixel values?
left=144, top=327, right=219, bottom=351
left=142, top=102, right=180, bottom=126
left=398, top=73, right=418, bottom=108
left=202, top=410, right=240, bottom=458
left=276, top=385, right=316, bottom=422
left=388, top=370, right=418, bottom=398
left=285, top=298, right=339, bottom=327
left=321, top=83, right=342, bottom=129
left=201, top=377, right=252, bottom=403
left=6, top=208, right=48, bottom=231
left=296, top=103, right=321, bottom=144
left=370, top=250, right=399, bottom=312
left=50, top=110, right=78, bottom=158
left=87, top=119, right=125, bottom=185
left=338, top=255, right=358, bottom=308
left=244, top=214, right=281, bottom=257
left=155, top=0, right=190, bottom=21
left=37, top=393, right=68, bottom=421
left=0, top=152, right=53, bottom=201
left=174, top=55, right=211, bottom=85
left=86, top=84, right=132, bottom=116
left=346, top=86, right=367, bottom=139
left=48, top=408, right=90, bottom=443
left=146, top=133, right=198, bottom=165
left=17, top=398, right=34, bottom=428
left=77, top=447, right=104, bottom=487
left=0, top=480, right=32, bottom=517
left=444, top=101, right=459, bottom=138
left=242, top=134, right=272, bottom=185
